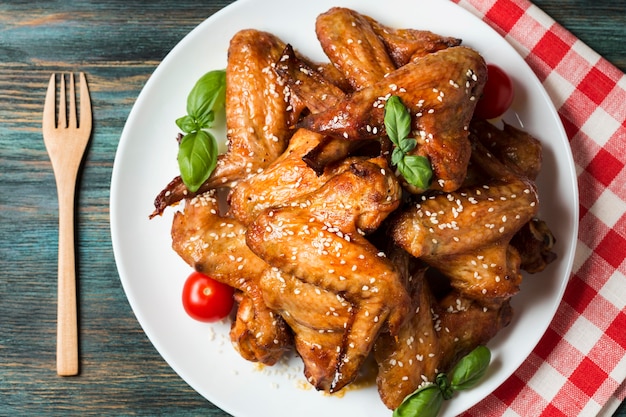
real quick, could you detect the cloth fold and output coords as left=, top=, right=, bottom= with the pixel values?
left=451, top=0, right=626, bottom=415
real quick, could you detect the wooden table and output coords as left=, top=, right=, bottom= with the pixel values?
left=1, top=1, right=624, bottom=415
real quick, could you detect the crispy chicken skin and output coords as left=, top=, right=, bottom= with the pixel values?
left=374, top=263, right=439, bottom=410
left=151, top=29, right=292, bottom=218
left=228, top=128, right=352, bottom=226
left=260, top=267, right=350, bottom=390
left=300, top=46, right=487, bottom=193
left=170, top=191, right=291, bottom=365
left=391, top=138, right=539, bottom=305
left=470, top=118, right=543, bottom=181
left=246, top=157, right=411, bottom=392
left=374, top=256, right=512, bottom=409
left=364, top=15, right=462, bottom=67
left=274, top=45, right=369, bottom=173
left=316, top=7, right=396, bottom=90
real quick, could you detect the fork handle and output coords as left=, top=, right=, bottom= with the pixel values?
left=55, top=172, right=79, bottom=376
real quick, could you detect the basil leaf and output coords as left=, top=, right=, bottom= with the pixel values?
left=436, top=373, right=454, bottom=401
left=399, top=137, right=417, bottom=154
left=176, top=115, right=198, bottom=134
left=177, top=130, right=218, bottom=193
left=391, top=147, right=405, bottom=166
left=450, top=346, right=491, bottom=391
left=398, top=155, right=432, bottom=189
left=384, top=95, right=411, bottom=146
left=393, top=384, right=443, bottom=417
left=187, top=69, right=226, bottom=124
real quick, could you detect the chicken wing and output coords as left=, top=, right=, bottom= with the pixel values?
left=316, top=7, right=396, bottom=90
left=171, top=190, right=291, bottom=365
left=246, top=157, right=411, bottom=392
left=228, top=128, right=346, bottom=226
left=511, top=218, right=557, bottom=273
left=151, top=29, right=292, bottom=217
left=374, top=261, right=512, bottom=409
left=470, top=118, right=543, bottom=181
left=391, top=138, right=539, bottom=306
left=364, top=15, right=461, bottom=67
left=260, top=267, right=351, bottom=390
left=273, top=45, right=374, bottom=173
left=300, top=46, right=487, bottom=193
left=373, top=262, right=440, bottom=410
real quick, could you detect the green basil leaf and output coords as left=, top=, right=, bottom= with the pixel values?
left=436, top=373, right=454, bottom=401
left=177, top=130, right=218, bottom=193
left=384, top=95, right=411, bottom=146
left=391, top=147, right=405, bottom=166
left=187, top=69, right=226, bottom=123
left=399, top=137, right=417, bottom=154
left=393, top=384, right=443, bottom=417
left=196, top=111, right=216, bottom=129
left=176, top=115, right=198, bottom=134
left=398, top=155, right=433, bottom=189
left=450, top=346, right=491, bottom=391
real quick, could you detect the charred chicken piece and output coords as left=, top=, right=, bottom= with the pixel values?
left=511, top=218, right=557, bottom=273
left=170, top=190, right=291, bottom=365
left=391, top=138, right=539, bottom=306
left=151, top=29, right=292, bottom=217
left=246, top=157, right=411, bottom=392
left=300, top=46, right=487, bottom=193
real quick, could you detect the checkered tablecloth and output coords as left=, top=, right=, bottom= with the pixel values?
left=450, top=0, right=626, bottom=415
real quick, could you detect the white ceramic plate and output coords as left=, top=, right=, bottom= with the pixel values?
left=110, top=0, right=579, bottom=415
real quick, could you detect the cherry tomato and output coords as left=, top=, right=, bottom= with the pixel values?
left=474, top=64, right=514, bottom=120
left=182, top=271, right=234, bottom=322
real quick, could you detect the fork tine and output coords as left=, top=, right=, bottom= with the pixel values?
left=78, top=73, right=92, bottom=132
left=58, top=74, right=67, bottom=129
left=68, top=73, right=77, bottom=129
left=43, top=74, right=57, bottom=130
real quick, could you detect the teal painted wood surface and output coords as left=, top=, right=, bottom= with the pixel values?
left=0, top=1, right=624, bottom=416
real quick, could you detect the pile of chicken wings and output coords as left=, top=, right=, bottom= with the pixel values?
left=152, top=7, right=557, bottom=409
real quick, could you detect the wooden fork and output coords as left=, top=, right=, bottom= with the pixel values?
left=42, top=73, right=92, bottom=376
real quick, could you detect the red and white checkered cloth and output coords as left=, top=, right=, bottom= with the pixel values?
left=450, top=0, right=626, bottom=415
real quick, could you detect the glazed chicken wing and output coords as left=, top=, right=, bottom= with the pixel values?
left=228, top=128, right=357, bottom=226
left=470, top=118, right=543, bottom=181
left=246, top=157, right=411, bottom=392
left=373, top=261, right=439, bottom=410
left=374, top=259, right=512, bottom=409
left=170, top=191, right=291, bottom=365
left=260, top=267, right=351, bottom=389
left=364, top=15, right=462, bottom=67
left=391, top=137, right=539, bottom=305
left=152, top=29, right=292, bottom=217
left=316, top=7, right=396, bottom=90
left=300, top=46, right=487, bottom=193
left=274, top=44, right=373, bottom=173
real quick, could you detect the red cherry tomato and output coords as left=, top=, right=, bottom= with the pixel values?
left=182, top=271, right=234, bottom=322
left=474, top=64, right=514, bottom=120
